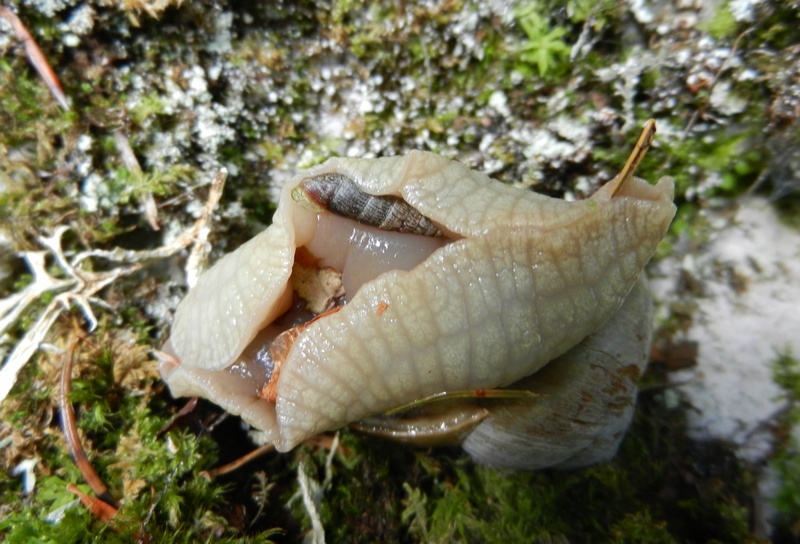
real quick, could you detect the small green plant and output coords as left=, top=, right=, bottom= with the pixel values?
left=608, top=510, right=677, bottom=544
left=773, top=351, right=800, bottom=409
left=115, top=163, right=194, bottom=200
left=567, top=0, right=620, bottom=30
left=771, top=352, right=800, bottom=536
left=513, top=3, right=572, bottom=77
left=698, top=0, right=738, bottom=40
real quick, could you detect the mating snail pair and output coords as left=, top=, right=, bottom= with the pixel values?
left=159, top=123, right=675, bottom=470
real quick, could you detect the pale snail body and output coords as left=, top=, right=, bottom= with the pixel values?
left=355, top=277, right=654, bottom=469
left=160, top=150, right=675, bottom=468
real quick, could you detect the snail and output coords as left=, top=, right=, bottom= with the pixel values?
left=159, top=127, right=675, bottom=470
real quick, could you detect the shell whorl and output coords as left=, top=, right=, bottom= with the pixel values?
left=297, top=173, right=444, bottom=237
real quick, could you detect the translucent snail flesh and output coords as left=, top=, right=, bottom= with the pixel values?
left=159, top=150, right=675, bottom=469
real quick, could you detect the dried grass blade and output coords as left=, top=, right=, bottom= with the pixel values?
left=0, top=6, right=70, bottom=110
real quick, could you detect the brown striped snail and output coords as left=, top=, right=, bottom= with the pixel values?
left=159, top=134, right=675, bottom=470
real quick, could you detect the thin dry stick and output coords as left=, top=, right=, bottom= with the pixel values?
left=114, top=130, right=160, bottom=231
left=0, top=170, right=227, bottom=406
left=59, top=341, right=119, bottom=510
left=66, top=483, right=118, bottom=522
left=0, top=6, right=69, bottom=110
left=200, top=443, right=275, bottom=480
left=610, top=119, right=657, bottom=197
left=185, top=168, right=227, bottom=288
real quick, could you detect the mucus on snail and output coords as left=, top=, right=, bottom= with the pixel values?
left=159, top=142, right=676, bottom=470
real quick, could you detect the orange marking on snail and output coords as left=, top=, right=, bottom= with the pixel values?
left=259, top=306, right=343, bottom=403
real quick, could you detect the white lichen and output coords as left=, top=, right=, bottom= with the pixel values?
left=487, top=90, right=511, bottom=118
left=709, top=80, right=749, bottom=116
left=58, top=3, right=96, bottom=36
left=729, top=0, right=761, bottom=22
left=595, top=51, right=658, bottom=131
left=79, top=173, right=106, bottom=213
left=628, top=0, right=655, bottom=25
left=21, top=0, right=76, bottom=17
left=205, top=11, right=233, bottom=54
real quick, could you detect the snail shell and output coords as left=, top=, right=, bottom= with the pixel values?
left=293, top=173, right=445, bottom=237
left=160, top=151, right=675, bottom=461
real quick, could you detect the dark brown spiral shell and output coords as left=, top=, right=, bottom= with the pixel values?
left=297, top=173, right=444, bottom=237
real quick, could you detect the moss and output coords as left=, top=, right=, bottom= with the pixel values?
left=770, top=352, right=800, bottom=538
left=0, top=338, right=280, bottom=542
left=111, top=163, right=195, bottom=202
left=128, top=92, right=168, bottom=125
left=1, top=0, right=797, bottom=541
left=279, top=392, right=760, bottom=544
left=607, top=511, right=677, bottom=544
left=753, top=2, right=800, bottom=50
left=697, top=1, right=739, bottom=40
left=566, top=0, right=621, bottom=29
left=511, top=3, right=573, bottom=78
left=0, top=60, right=68, bottom=142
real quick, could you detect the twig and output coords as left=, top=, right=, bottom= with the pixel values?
left=185, top=168, right=227, bottom=288
left=569, top=0, right=602, bottom=61
left=0, top=170, right=228, bottom=406
left=139, top=460, right=178, bottom=543
left=60, top=341, right=119, bottom=513
left=321, top=432, right=338, bottom=490
left=419, top=37, right=432, bottom=114
left=113, top=130, right=160, bottom=231
left=611, top=119, right=656, bottom=197
left=199, top=443, right=275, bottom=480
left=67, top=483, right=118, bottom=522
left=0, top=6, right=69, bottom=110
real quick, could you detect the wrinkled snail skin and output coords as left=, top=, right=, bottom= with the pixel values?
left=160, top=150, right=676, bottom=457
left=354, top=277, right=653, bottom=469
